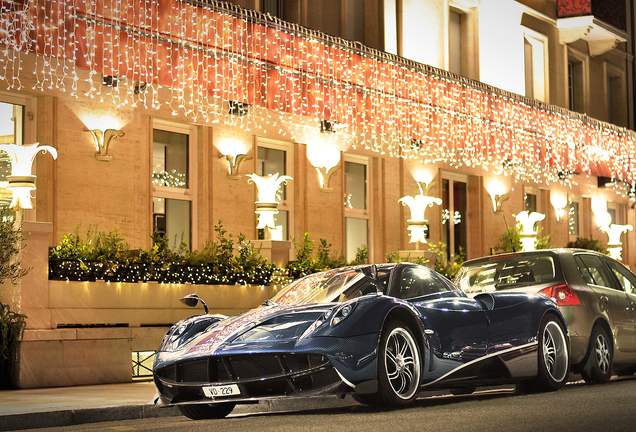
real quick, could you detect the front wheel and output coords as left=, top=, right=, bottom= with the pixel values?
left=376, top=321, right=422, bottom=406
left=533, top=314, right=570, bottom=391
left=177, top=402, right=235, bottom=420
left=581, top=326, right=612, bottom=384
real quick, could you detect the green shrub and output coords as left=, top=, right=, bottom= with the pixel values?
left=567, top=236, right=606, bottom=253
left=285, top=234, right=346, bottom=279
left=494, top=223, right=552, bottom=253
left=0, top=303, right=26, bottom=389
left=0, top=207, right=29, bottom=285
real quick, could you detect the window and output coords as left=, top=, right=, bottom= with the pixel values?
left=344, top=156, right=369, bottom=262
left=567, top=48, right=588, bottom=113
left=605, top=63, right=627, bottom=127
left=523, top=29, right=549, bottom=102
left=392, top=266, right=452, bottom=300
left=569, top=198, right=580, bottom=236
left=257, top=138, right=293, bottom=240
left=262, top=0, right=283, bottom=18
left=448, top=10, right=461, bottom=74
left=0, top=92, right=35, bottom=212
left=607, top=202, right=618, bottom=225
left=575, top=255, right=614, bottom=289
left=524, top=186, right=541, bottom=214
left=152, top=120, right=196, bottom=250
left=605, top=258, right=636, bottom=295
left=442, top=173, right=467, bottom=261
left=345, top=0, right=365, bottom=42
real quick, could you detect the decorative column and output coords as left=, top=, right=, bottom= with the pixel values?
left=515, top=211, right=546, bottom=252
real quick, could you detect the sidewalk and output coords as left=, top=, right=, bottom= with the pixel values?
left=0, top=380, right=355, bottom=431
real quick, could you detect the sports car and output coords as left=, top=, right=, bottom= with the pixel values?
left=153, top=263, right=570, bottom=420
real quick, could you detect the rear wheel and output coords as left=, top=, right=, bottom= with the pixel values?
left=581, top=326, right=612, bottom=384
left=177, top=402, right=235, bottom=420
left=376, top=321, right=421, bottom=406
left=534, top=314, right=569, bottom=391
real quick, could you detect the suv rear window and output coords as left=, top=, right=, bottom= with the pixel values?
left=455, top=255, right=558, bottom=293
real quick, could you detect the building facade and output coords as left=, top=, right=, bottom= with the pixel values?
left=3, top=0, right=636, bottom=387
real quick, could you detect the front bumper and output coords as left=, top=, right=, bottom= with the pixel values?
left=154, top=353, right=349, bottom=405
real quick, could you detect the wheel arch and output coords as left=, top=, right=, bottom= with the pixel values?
left=591, top=317, right=614, bottom=355
left=382, top=306, right=427, bottom=369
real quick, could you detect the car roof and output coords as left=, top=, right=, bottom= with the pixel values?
left=461, top=248, right=604, bottom=266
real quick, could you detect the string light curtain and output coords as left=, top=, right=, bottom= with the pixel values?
left=1, top=0, right=635, bottom=188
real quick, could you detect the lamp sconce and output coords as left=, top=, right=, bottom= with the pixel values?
left=223, top=154, right=252, bottom=179
left=315, top=165, right=341, bottom=192
left=86, top=128, right=124, bottom=161
left=515, top=211, right=545, bottom=252
left=551, top=194, right=568, bottom=223
left=399, top=182, right=442, bottom=244
left=0, top=142, right=57, bottom=210
left=490, top=193, right=508, bottom=213
left=601, top=224, right=633, bottom=260
left=246, top=173, right=292, bottom=231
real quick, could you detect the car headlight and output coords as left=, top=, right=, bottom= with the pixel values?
left=298, top=302, right=358, bottom=341
left=331, top=303, right=355, bottom=326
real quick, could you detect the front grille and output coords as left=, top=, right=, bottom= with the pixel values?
left=156, top=354, right=329, bottom=385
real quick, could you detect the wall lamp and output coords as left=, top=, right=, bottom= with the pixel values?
left=515, top=211, right=545, bottom=252
left=246, top=173, right=292, bottom=232
left=0, top=142, right=57, bottom=210
left=550, top=193, right=568, bottom=223
left=399, top=181, right=442, bottom=244
left=601, top=224, right=633, bottom=260
left=306, top=143, right=341, bottom=192
left=485, top=180, right=509, bottom=213
left=223, top=154, right=252, bottom=179
left=86, top=128, right=124, bottom=161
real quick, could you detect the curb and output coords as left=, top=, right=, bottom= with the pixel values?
left=0, top=396, right=356, bottom=431
left=0, top=405, right=181, bottom=431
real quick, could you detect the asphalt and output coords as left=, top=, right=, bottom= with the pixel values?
left=0, top=380, right=356, bottom=431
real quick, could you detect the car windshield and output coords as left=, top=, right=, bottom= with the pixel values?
left=270, top=270, right=366, bottom=305
left=455, top=255, right=558, bottom=293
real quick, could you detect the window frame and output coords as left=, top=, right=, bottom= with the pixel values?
left=523, top=28, right=549, bottom=102
left=344, top=153, right=371, bottom=262
left=567, top=47, right=589, bottom=113
left=441, top=170, right=468, bottom=260
left=604, top=62, right=627, bottom=126
left=568, top=194, right=581, bottom=238
left=0, top=90, right=37, bottom=218
left=151, top=118, right=198, bottom=248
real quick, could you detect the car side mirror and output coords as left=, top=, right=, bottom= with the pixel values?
left=180, top=293, right=209, bottom=314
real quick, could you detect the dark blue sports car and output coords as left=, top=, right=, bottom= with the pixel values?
left=153, top=263, right=570, bottom=419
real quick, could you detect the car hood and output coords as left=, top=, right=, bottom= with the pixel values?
left=156, top=302, right=332, bottom=363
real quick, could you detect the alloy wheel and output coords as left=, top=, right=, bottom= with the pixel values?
left=542, top=321, right=568, bottom=383
left=595, top=333, right=611, bottom=374
left=385, top=327, right=420, bottom=400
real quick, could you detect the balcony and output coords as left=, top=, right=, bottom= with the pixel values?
left=557, top=0, right=628, bottom=56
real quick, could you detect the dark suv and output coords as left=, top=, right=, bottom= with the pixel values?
left=455, top=249, right=636, bottom=383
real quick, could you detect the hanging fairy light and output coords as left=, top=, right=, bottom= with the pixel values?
left=1, top=0, right=636, bottom=193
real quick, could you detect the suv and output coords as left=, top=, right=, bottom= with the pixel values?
left=455, top=249, right=636, bottom=383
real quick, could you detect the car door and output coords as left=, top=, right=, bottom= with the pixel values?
left=389, top=265, right=489, bottom=374
left=575, top=254, right=634, bottom=353
left=602, top=257, right=636, bottom=353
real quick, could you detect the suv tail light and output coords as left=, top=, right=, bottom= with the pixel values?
left=538, top=284, right=580, bottom=306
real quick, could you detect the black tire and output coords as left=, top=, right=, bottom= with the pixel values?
left=613, top=364, right=636, bottom=377
left=376, top=320, right=421, bottom=406
left=177, top=402, right=235, bottom=420
left=581, top=326, right=612, bottom=384
left=533, top=314, right=570, bottom=391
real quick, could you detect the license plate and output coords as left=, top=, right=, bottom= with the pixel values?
left=202, top=384, right=240, bottom=398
